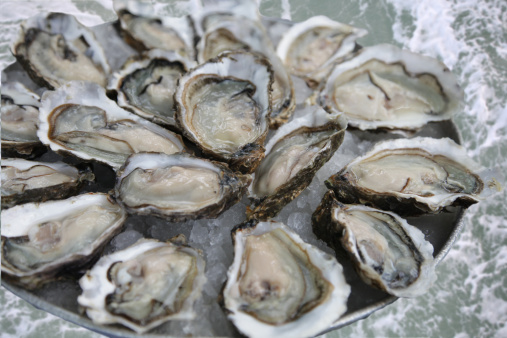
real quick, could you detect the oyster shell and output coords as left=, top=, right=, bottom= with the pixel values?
left=1, top=82, right=45, bottom=158
left=247, top=106, right=347, bottom=220
left=12, top=13, right=110, bottom=89
left=174, top=51, right=272, bottom=173
left=222, top=220, right=350, bottom=338
left=114, top=152, right=251, bottom=221
left=38, top=81, right=187, bottom=170
left=277, top=16, right=367, bottom=86
left=326, top=137, right=502, bottom=216
left=1, top=158, right=94, bottom=209
left=319, top=44, right=464, bottom=130
left=78, top=237, right=206, bottom=333
left=1, top=193, right=126, bottom=289
left=194, top=0, right=295, bottom=128
left=108, top=49, right=196, bottom=130
left=312, top=190, right=436, bottom=297
left=114, top=0, right=196, bottom=60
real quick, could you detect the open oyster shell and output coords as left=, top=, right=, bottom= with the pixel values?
left=38, top=81, right=187, bottom=170
left=114, top=152, right=251, bottom=221
left=326, top=137, right=502, bottom=216
left=1, top=82, right=45, bottom=158
left=247, top=106, right=347, bottom=220
left=1, top=193, right=126, bottom=289
left=78, top=237, right=206, bottom=334
left=174, top=51, right=272, bottom=173
left=222, top=220, right=350, bottom=338
left=319, top=44, right=464, bottom=130
left=313, top=190, right=436, bottom=297
left=108, top=49, right=196, bottom=130
left=194, top=0, right=295, bottom=128
left=12, top=13, right=110, bottom=89
left=277, top=16, right=367, bottom=86
left=1, top=158, right=94, bottom=209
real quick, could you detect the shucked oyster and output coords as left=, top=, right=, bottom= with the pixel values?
left=115, top=152, right=251, bottom=221
left=277, top=16, right=367, bottom=86
left=247, top=106, right=347, bottom=220
left=38, top=81, right=186, bottom=170
left=313, top=190, right=436, bottom=297
left=174, top=52, right=272, bottom=173
left=12, top=13, right=110, bottom=89
left=319, top=44, right=463, bottom=130
left=223, top=220, right=350, bottom=338
left=78, top=237, right=206, bottom=333
left=1, top=158, right=94, bottom=209
left=1, top=82, right=45, bottom=157
left=194, top=0, right=295, bottom=128
left=108, top=49, right=196, bottom=130
left=326, top=137, right=502, bottom=216
left=1, top=193, right=126, bottom=289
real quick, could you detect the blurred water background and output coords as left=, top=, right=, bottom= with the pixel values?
left=1, top=0, right=506, bottom=337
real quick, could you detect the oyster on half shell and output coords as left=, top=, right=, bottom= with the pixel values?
left=114, top=152, right=251, bottom=221
left=313, top=190, right=436, bottom=297
left=1, top=193, right=126, bottom=289
left=174, top=52, right=272, bottom=173
left=78, top=237, right=206, bottom=333
left=326, top=137, right=501, bottom=216
left=223, top=220, right=350, bottom=338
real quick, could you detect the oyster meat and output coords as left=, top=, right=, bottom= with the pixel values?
left=248, top=106, right=347, bottom=220
left=313, top=190, right=436, bottom=297
left=12, top=13, right=110, bottom=89
left=223, top=220, right=350, bottom=338
left=78, top=237, right=206, bottom=333
left=38, top=81, right=186, bottom=170
left=1, top=193, right=126, bottom=289
left=1, top=158, right=93, bottom=209
left=174, top=52, right=272, bottom=173
left=319, top=44, right=463, bottom=130
left=326, top=137, right=501, bottom=215
left=115, top=152, right=251, bottom=221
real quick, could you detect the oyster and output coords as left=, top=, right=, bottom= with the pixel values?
left=1, top=82, right=45, bottom=157
left=326, top=137, right=501, bottom=216
left=1, top=193, right=126, bottom=289
left=277, top=16, right=367, bottom=86
left=247, top=106, right=347, bottom=220
left=12, top=13, right=110, bottom=89
left=319, top=44, right=464, bottom=130
left=174, top=52, right=272, bottom=173
left=194, top=0, right=295, bottom=128
left=108, top=49, right=196, bottom=130
left=115, top=152, right=251, bottom=221
left=38, top=81, right=187, bottom=170
left=313, top=190, right=436, bottom=297
left=222, top=220, right=350, bottom=338
left=78, top=237, right=206, bottom=333
left=114, top=0, right=196, bottom=60
left=1, top=158, right=94, bottom=209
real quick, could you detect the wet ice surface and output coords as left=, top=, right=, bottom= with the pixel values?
left=2, top=0, right=507, bottom=337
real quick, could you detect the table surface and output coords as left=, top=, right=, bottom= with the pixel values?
left=1, top=0, right=506, bottom=337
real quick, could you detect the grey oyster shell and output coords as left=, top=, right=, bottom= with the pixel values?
left=78, top=237, right=206, bottom=333
left=1, top=193, right=127, bottom=289
left=174, top=51, right=273, bottom=174
left=312, top=190, right=436, bottom=297
left=1, top=158, right=94, bottom=209
left=114, top=152, right=251, bottom=222
left=108, top=49, right=197, bottom=131
left=222, top=220, right=350, bottom=338
left=325, top=137, right=501, bottom=216
left=247, top=106, right=347, bottom=220
left=11, top=13, right=110, bottom=89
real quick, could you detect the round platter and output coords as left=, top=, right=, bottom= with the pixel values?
left=1, top=1, right=505, bottom=337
